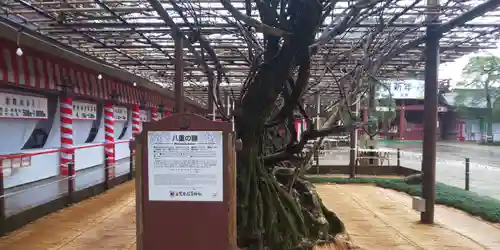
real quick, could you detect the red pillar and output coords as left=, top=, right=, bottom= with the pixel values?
left=60, top=95, right=73, bottom=176
left=399, top=105, right=405, bottom=140
left=104, top=104, right=115, bottom=179
left=457, top=120, right=465, bottom=141
left=132, top=104, right=141, bottom=136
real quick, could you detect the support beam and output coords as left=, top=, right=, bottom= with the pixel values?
left=174, top=34, right=185, bottom=113
left=421, top=0, right=440, bottom=224
left=146, top=0, right=217, bottom=108
left=439, top=0, right=500, bottom=32
left=0, top=17, right=202, bottom=109
left=382, top=0, right=500, bottom=64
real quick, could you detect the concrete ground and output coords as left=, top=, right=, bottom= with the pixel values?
left=387, top=142, right=500, bottom=200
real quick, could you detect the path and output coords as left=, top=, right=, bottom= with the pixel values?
left=2, top=180, right=500, bottom=250
left=0, top=181, right=136, bottom=250
left=317, top=183, right=500, bottom=250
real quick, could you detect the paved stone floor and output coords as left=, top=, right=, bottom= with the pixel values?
left=318, top=184, right=500, bottom=250
left=3, top=182, right=499, bottom=250
left=0, top=181, right=136, bottom=250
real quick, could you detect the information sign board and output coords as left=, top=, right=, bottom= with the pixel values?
left=147, top=131, right=224, bottom=202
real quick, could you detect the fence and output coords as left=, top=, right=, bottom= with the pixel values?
left=314, top=147, right=500, bottom=200
left=0, top=140, right=135, bottom=235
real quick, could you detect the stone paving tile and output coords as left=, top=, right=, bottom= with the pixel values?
left=0, top=182, right=136, bottom=250
left=317, top=184, right=500, bottom=250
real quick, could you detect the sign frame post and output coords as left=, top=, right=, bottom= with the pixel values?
left=136, top=113, right=237, bottom=250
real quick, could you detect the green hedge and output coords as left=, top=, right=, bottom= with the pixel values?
left=309, top=176, right=500, bottom=223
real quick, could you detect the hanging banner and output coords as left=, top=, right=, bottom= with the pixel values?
left=73, top=101, right=97, bottom=120
left=140, top=109, right=151, bottom=122
left=113, top=106, right=128, bottom=121
left=0, top=92, right=48, bottom=119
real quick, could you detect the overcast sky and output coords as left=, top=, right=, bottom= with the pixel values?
left=440, top=47, right=500, bottom=87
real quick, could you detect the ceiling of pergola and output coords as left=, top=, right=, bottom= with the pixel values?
left=1, top=0, right=500, bottom=106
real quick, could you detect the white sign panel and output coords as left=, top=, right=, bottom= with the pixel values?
left=0, top=92, right=48, bottom=119
left=113, top=106, right=128, bottom=121
left=140, top=109, right=151, bottom=122
left=73, top=101, right=97, bottom=120
left=375, top=106, right=395, bottom=112
left=377, top=80, right=425, bottom=99
left=147, top=130, right=224, bottom=202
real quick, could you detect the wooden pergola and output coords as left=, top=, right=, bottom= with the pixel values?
left=1, top=0, right=499, bottom=108
left=1, top=0, right=500, bottom=225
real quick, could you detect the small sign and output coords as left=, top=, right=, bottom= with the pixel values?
left=73, top=101, right=97, bottom=120
left=147, top=130, right=224, bottom=202
left=2, top=156, right=31, bottom=170
left=438, top=106, right=448, bottom=112
left=0, top=92, right=48, bottom=119
left=140, top=109, right=151, bottom=122
left=114, top=106, right=128, bottom=121
left=375, top=106, right=394, bottom=112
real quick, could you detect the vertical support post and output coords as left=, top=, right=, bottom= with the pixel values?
left=208, top=84, right=214, bottom=119
left=224, top=91, right=230, bottom=117
left=349, top=100, right=359, bottom=178
left=397, top=148, right=401, bottom=168
left=104, top=104, right=115, bottom=188
left=129, top=140, right=135, bottom=180
left=60, top=94, right=73, bottom=176
left=212, top=104, right=217, bottom=121
left=132, top=104, right=141, bottom=135
left=465, top=157, right=470, bottom=191
left=104, top=150, right=110, bottom=190
left=315, top=93, right=321, bottom=130
left=231, top=99, right=235, bottom=132
left=363, top=107, right=369, bottom=137
left=313, top=98, right=320, bottom=172
left=399, top=105, right=405, bottom=140
left=421, top=4, right=440, bottom=223
left=314, top=148, right=319, bottom=174
left=0, top=161, right=6, bottom=236
left=174, top=33, right=185, bottom=113
left=67, top=161, right=75, bottom=205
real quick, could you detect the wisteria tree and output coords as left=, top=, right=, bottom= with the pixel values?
left=167, top=0, right=427, bottom=249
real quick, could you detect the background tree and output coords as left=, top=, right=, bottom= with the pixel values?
left=457, top=55, right=500, bottom=142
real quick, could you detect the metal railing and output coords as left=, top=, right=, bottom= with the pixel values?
left=0, top=140, right=136, bottom=236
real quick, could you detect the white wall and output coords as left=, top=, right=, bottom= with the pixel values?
left=0, top=120, right=37, bottom=155
left=461, top=119, right=500, bottom=141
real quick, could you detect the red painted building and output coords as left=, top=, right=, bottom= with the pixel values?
left=369, top=98, right=457, bottom=141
